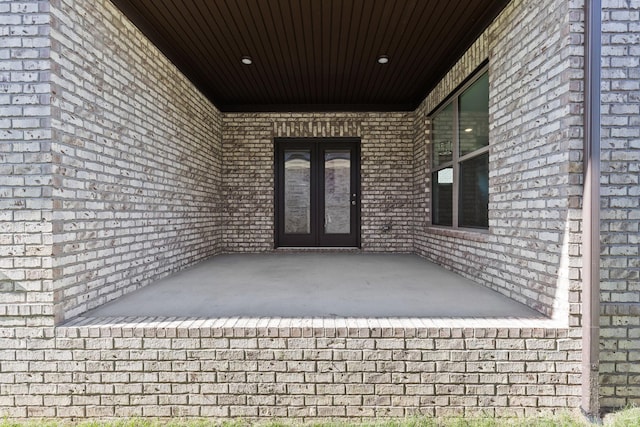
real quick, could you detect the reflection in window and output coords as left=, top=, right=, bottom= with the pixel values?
left=324, top=151, right=351, bottom=234
left=433, top=168, right=453, bottom=226
left=284, top=150, right=310, bottom=234
left=459, top=153, right=489, bottom=228
left=433, top=103, right=454, bottom=166
left=459, top=73, right=489, bottom=156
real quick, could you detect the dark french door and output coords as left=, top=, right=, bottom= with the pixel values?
left=275, top=138, right=360, bottom=247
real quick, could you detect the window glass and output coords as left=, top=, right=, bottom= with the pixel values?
left=324, top=151, right=351, bottom=234
left=284, top=150, right=311, bottom=234
left=430, top=68, right=489, bottom=230
left=459, top=152, right=489, bottom=228
left=459, top=72, right=489, bottom=156
left=432, top=168, right=453, bottom=226
left=432, top=103, right=454, bottom=166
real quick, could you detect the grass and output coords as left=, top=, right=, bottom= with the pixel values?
left=603, top=407, right=640, bottom=427
left=1, top=407, right=638, bottom=427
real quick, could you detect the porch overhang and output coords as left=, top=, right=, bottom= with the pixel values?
left=109, top=0, right=510, bottom=112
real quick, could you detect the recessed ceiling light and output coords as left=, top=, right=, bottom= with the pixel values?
left=377, top=55, right=389, bottom=64
left=241, top=56, right=253, bottom=65
left=464, top=128, right=473, bottom=133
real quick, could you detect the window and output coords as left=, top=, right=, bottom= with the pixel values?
left=431, top=68, right=489, bottom=229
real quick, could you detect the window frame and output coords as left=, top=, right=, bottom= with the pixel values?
left=429, top=65, right=490, bottom=231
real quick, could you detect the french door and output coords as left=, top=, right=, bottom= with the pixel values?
left=275, top=138, right=360, bottom=247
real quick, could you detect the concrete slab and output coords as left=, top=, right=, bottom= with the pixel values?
left=84, top=253, right=544, bottom=318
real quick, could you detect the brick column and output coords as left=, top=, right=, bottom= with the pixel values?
left=598, top=0, right=640, bottom=411
left=0, top=0, right=54, bottom=327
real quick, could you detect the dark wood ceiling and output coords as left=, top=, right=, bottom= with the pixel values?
left=110, top=0, right=509, bottom=112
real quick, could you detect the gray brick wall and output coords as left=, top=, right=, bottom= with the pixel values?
left=599, top=0, right=640, bottom=410
left=0, top=318, right=581, bottom=418
left=0, top=0, right=54, bottom=327
left=2, top=0, right=640, bottom=417
left=222, top=113, right=414, bottom=253
left=48, top=0, right=223, bottom=322
left=413, top=0, right=584, bottom=324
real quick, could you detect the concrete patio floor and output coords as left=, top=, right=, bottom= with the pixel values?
left=85, top=253, right=543, bottom=318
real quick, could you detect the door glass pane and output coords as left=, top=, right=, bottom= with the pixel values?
left=284, top=150, right=311, bottom=234
left=324, top=150, right=351, bottom=234
left=432, top=103, right=454, bottom=167
left=459, top=152, right=489, bottom=228
left=459, top=72, right=489, bottom=156
left=433, top=168, right=453, bottom=226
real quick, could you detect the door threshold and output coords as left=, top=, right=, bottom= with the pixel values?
left=275, top=247, right=361, bottom=253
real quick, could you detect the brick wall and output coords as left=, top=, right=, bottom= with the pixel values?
left=598, top=0, right=640, bottom=411
left=413, top=0, right=584, bottom=323
left=222, top=113, right=414, bottom=253
left=0, top=0, right=54, bottom=328
left=48, top=0, right=223, bottom=322
left=0, top=318, right=580, bottom=418
left=3, top=0, right=640, bottom=417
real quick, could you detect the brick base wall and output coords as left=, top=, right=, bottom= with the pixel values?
left=0, top=319, right=580, bottom=418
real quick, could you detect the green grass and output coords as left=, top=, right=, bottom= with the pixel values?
left=603, top=407, right=640, bottom=427
left=1, top=407, right=638, bottom=427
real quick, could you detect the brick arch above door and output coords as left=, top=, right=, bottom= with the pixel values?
left=273, top=120, right=362, bottom=139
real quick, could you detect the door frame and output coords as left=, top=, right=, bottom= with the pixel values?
left=274, top=137, right=361, bottom=248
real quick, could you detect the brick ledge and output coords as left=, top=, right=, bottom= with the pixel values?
left=57, top=316, right=570, bottom=338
